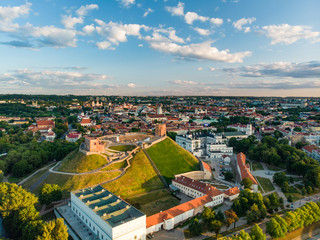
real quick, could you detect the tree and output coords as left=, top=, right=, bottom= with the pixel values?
left=307, top=185, right=313, bottom=194
left=225, top=171, right=234, bottom=181
left=202, top=207, right=215, bottom=227
left=274, top=215, right=288, bottom=235
left=287, top=194, right=293, bottom=202
left=250, top=224, right=265, bottom=240
left=225, top=210, right=239, bottom=229
left=266, top=218, right=285, bottom=238
left=37, top=218, right=68, bottom=240
left=210, top=220, right=222, bottom=237
left=39, top=184, right=62, bottom=205
left=241, top=178, right=253, bottom=189
left=216, top=210, right=225, bottom=222
left=281, top=181, right=290, bottom=193
left=247, top=204, right=262, bottom=224
left=301, top=187, right=306, bottom=196
left=188, top=218, right=202, bottom=236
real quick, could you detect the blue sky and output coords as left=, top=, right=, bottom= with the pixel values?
left=0, top=0, right=320, bottom=96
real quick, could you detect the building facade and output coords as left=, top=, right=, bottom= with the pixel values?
left=175, top=132, right=233, bottom=159
left=66, top=186, right=146, bottom=240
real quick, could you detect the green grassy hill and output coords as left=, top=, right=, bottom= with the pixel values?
left=58, top=150, right=107, bottom=173
left=146, top=138, right=200, bottom=183
left=102, top=150, right=164, bottom=198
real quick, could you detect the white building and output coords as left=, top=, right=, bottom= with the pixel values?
left=66, top=132, right=82, bottom=142
left=175, top=132, right=233, bottom=160
left=227, top=124, right=253, bottom=136
left=57, top=186, right=146, bottom=240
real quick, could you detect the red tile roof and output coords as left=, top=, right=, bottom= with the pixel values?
left=146, top=195, right=212, bottom=228
left=202, top=161, right=212, bottom=172
left=302, top=145, right=318, bottom=153
left=36, top=120, right=54, bottom=126
left=237, top=153, right=258, bottom=185
left=224, top=187, right=240, bottom=196
left=172, top=175, right=223, bottom=197
left=81, top=118, right=92, bottom=124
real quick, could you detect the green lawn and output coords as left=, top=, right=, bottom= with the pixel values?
left=146, top=138, right=200, bottom=183
left=251, top=161, right=264, bottom=171
left=284, top=186, right=304, bottom=202
left=101, top=161, right=128, bottom=171
left=126, top=189, right=179, bottom=216
left=256, top=176, right=275, bottom=192
left=109, top=145, right=136, bottom=152
left=102, top=150, right=164, bottom=198
left=58, top=150, right=107, bottom=173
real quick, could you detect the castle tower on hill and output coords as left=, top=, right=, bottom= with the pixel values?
left=84, top=136, right=105, bottom=152
left=155, top=124, right=166, bottom=137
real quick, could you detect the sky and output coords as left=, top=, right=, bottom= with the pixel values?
left=0, top=0, right=320, bottom=97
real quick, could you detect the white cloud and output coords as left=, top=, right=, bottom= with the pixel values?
left=222, top=61, right=320, bottom=78
left=193, top=27, right=211, bottom=36
left=62, top=15, right=83, bottom=29
left=210, top=18, right=223, bottom=26
left=209, top=67, right=216, bottom=71
left=96, top=41, right=113, bottom=50
left=82, top=24, right=95, bottom=35
left=117, top=0, right=135, bottom=8
left=0, top=2, right=31, bottom=23
left=0, top=2, right=31, bottom=31
left=262, top=24, right=320, bottom=45
left=62, top=4, right=98, bottom=29
left=184, top=12, right=209, bottom=25
left=95, top=20, right=149, bottom=46
left=127, top=83, right=136, bottom=88
left=166, top=2, right=184, bottom=16
left=168, top=30, right=184, bottom=43
left=197, top=67, right=203, bottom=71
left=170, top=80, right=198, bottom=85
left=138, top=44, right=143, bottom=47
left=0, top=69, right=112, bottom=92
left=149, top=41, right=251, bottom=63
left=233, top=17, right=256, bottom=32
left=143, top=8, right=154, bottom=17
left=76, top=4, right=99, bottom=16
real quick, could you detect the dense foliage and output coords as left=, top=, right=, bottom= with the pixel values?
left=0, top=122, right=78, bottom=177
left=0, top=183, right=68, bottom=239
left=39, top=184, right=62, bottom=205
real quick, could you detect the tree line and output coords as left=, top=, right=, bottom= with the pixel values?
left=0, top=183, right=68, bottom=240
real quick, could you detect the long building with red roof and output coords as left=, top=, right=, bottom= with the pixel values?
left=236, top=152, right=258, bottom=192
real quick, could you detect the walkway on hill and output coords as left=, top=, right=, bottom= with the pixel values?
left=143, top=148, right=169, bottom=188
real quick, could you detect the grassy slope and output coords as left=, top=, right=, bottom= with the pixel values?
left=146, top=138, right=199, bottom=183
left=58, top=150, right=107, bottom=173
left=256, top=176, right=275, bottom=192
left=126, top=189, right=179, bottom=216
left=109, top=145, right=136, bottom=152
left=101, top=161, right=128, bottom=171
left=102, top=150, right=164, bottom=198
left=34, top=171, right=121, bottom=198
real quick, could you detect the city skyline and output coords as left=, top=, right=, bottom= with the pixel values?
left=0, top=0, right=320, bottom=96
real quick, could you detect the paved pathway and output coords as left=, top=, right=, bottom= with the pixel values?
left=18, top=162, right=55, bottom=185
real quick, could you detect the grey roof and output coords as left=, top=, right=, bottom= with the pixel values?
left=73, top=186, right=145, bottom=228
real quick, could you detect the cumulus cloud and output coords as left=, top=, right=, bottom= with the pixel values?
left=143, top=8, right=154, bottom=17
left=0, top=69, right=112, bottom=92
left=62, top=4, right=98, bottom=29
left=193, top=27, right=211, bottom=36
left=95, top=20, right=149, bottom=47
left=0, top=2, right=31, bottom=31
left=127, top=83, right=136, bottom=88
left=96, top=41, right=114, bottom=50
left=184, top=12, right=209, bottom=25
left=209, top=67, right=216, bottom=71
left=148, top=41, right=251, bottom=63
left=233, top=17, right=256, bottom=32
left=117, top=0, right=135, bottom=8
left=82, top=24, right=95, bottom=35
left=166, top=2, right=184, bottom=16
left=144, top=27, right=185, bottom=44
left=197, top=67, right=203, bottom=71
left=211, top=18, right=223, bottom=26
left=222, top=61, right=320, bottom=78
left=262, top=24, right=320, bottom=45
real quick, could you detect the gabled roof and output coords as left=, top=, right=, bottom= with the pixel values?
left=172, top=175, right=223, bottom=197
left=146, top=195, right=212, bottom=228
left=224, top=187, right=240, bottom=196
left=202, top=161, right=212, bottom=172
left=237, top=153, right=258, bottom=185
